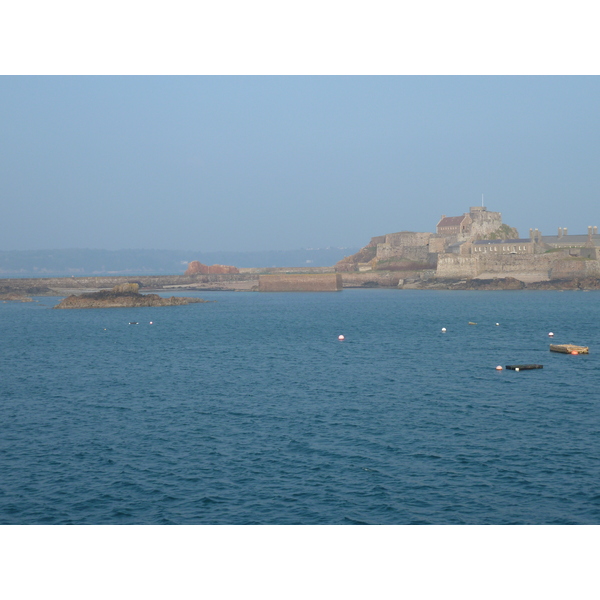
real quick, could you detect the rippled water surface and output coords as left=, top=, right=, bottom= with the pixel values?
left=1, top=289, right=599, bottom=524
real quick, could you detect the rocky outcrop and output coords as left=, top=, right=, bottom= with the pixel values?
left=0, top=292, right=33, bottom=302
left=111, top=282, right=141, bottom=294
left=399, top=277, right=526, bottom=290
left=526, top=277, right=600, bottom=290
left=53, top=284, right=210, bottom=309
left=334, top=237, right=381, bottom=272
left=397, top=276, right=600, bottom=291
left=479, top=224, right=520, bottom=240
left=184, top=261, right=239, bottom=275
left=0, top=284, right=54, bottom=300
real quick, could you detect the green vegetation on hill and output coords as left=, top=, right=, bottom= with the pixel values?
left=482, top=224, right=519, bottom=240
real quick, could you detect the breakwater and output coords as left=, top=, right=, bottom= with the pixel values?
left=4, top=271, right=600, bottom=295
left=0, top=273, right=259, bottom=293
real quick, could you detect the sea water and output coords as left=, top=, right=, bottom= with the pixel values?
left=0, top=289, right=599, bottom=524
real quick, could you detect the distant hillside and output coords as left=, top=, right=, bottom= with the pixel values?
left=0, top=247, right=360, bottom=277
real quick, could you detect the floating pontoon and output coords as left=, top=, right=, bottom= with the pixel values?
left=549, top=344, right=589, bottom=354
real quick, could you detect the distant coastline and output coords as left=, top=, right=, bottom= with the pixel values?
left=2, top=271, right=600, bottom=300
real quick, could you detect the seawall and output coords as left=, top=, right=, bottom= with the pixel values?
left=0, top=274, right=258, bottom=293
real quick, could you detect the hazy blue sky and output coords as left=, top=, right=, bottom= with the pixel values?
left=1, top=76, right=599, bottom=252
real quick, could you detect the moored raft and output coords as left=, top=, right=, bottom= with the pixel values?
left=506, top=364, right=543, bottom=370
left=549, top=344, right=589, bottom=354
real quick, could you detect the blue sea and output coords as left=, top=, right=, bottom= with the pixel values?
left=1, top=289, right=599, bottom=524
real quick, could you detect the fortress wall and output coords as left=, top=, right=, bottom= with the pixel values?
left=385, top=232, right=431, bottom=247
left=258, top=273, right=342, bottom=292
left=435, top=255, right=481, bottom=278
left=479, top=254, right=561, bottom=277
left=376, top=244, right=430, bottom=262
left=400, top=246, right=431, bottom=262
left=376, top=243, right=401, bottom=260
left=439, top=253, right=586, bottom=280
left=550, top=259, right=600, bottom=279
left=370, top=235, right=387, bottom=246
left=428, top=236, right=447, bottom=253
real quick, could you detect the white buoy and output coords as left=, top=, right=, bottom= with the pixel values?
left=338, top=335, right=345, bottom=341
left=150, top=322, right=153, bottom=325
left=496, top=323, right=500, bottom=326
left=548, top=332, right=554, bottom=337
left=515, top=367, right=520, bottom=372
left=495, top=365, right=502, bottom=370
left=441, top=328, right=447, bottom=332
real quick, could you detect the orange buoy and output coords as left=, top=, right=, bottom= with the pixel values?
left=571, top=350, right=578, bottom=355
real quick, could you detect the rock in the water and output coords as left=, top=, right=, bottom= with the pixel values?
left=53, top=284, right=210, bottom=309
left=0, top=292, right=32, bottom=302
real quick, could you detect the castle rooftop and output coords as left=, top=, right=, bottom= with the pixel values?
left=543, top=234, right=600, bottom=246
left=437, top=216, right=466, bottom=228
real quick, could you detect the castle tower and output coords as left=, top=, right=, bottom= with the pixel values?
left=467, top=207, right=502, bottom=240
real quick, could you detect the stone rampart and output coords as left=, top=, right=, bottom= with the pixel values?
left=400, top=246, right=430, bottom=262
left=258, top=273, right=342, bottom=292
left=370, top=235, right=386, bottom=246
left=434, top=250, right=600, bottom=281
left=436, top=253, right=549, bottom=280
left=385, top=231, right=431, bottom=247
left=550, top=258, right=600, bottom=279
left=377, top=244, right=430, bottom=262
left=435, top=254, right=481, bottom=278
left=375, top=243, right=400, bottom=260
left=428, top=236, right=447, bottom=254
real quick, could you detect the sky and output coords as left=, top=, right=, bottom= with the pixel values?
left=1, top=75, right=600, bottom=252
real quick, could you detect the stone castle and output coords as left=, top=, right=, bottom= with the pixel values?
left=336, top=206, right=600, bottom=282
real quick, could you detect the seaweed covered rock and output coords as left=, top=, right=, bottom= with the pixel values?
left=54, top=284, right=209, bottom=309
left=112, top=282, right=140, bottom=294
